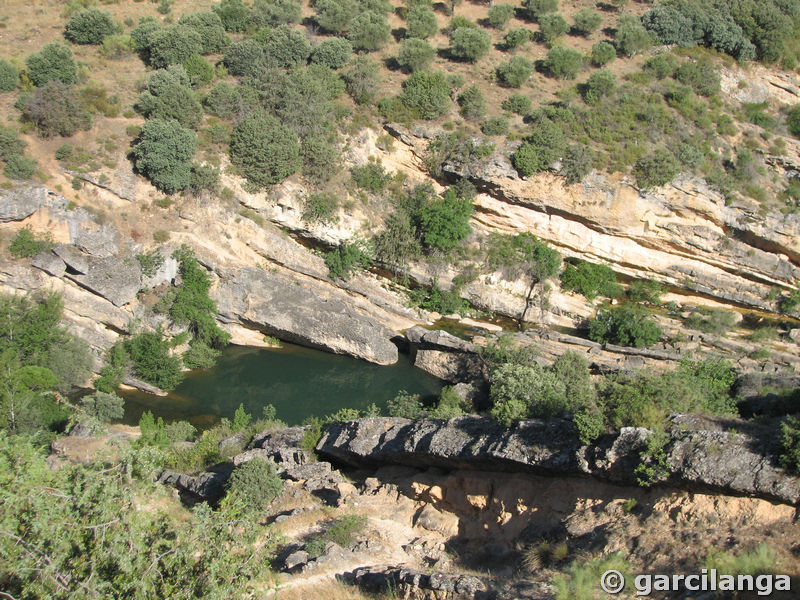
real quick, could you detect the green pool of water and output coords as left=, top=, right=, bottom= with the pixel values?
left=119, top=343, right=443, bottom=428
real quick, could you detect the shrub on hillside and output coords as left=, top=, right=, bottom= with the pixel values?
left=9, top=227, right=52, bottom=258
left=419, top=187, right=473, bottom=251
left=573, top=8, right=602, bottom=37
left=146, top=25, right=204, bottom=68
left=457, top=85, right=486, bottom=121
left=616, top=14, right=652, bottom=57
left=481, top=116, right=509, bottom=136
left=388, top=390, right=426, bottom=418
left=560, top=144, right=594, bottom=184
left=4, top=155, right=37, bottom=180
left=449, top=27, right=491, bottom=62
left=229, top=114, right=299, bottom=187
left=497, top=56, right=534, bottom=88
left=581, top=69, right=616, bottom=105
left=406, top=6, right=438, bottom=39
left=590, top=40, right=616, bottom=66
left=223, top=39, right=266, bottom=76
left=561, top=260, right=622, bottom=299
left=178, top=11, right=231, bottom=54
left=258, top=25, right=311, bottom=68
left=249, top=0, right=302, bottom=28
left=544, top=45, right=582, bottom=79
left=502, top=94, right=532, bottom=115
left=344, top=57, right=381, bottom=104
left=80, top=391, right=125, bottom=423
left=315, top=0, right=358, bottom=34
left=65, top=8, right=117, bottom=45
left=539, top=13, right=568, bottom=46
left=348, top=11, right=391, bottom=51
left=225, top=457, right=283, bottom=511
left=512, top=120, right=567, bottom=175
left=0, top=59, right=19, bottom=92
left=633, top=148, right=680, bottom=189
left=213, top=0, right=252, bottom=32
left=487, top=4, right=516, bottom=30
left=21, top=81, right=91, bottom=137
left=137, top=68, right=202, bottom=128
left=504, top=28, right=532, bottom=50
left=132, top=118, right=197, bottom=194
left=397, top=38, right=436, bottom=72
left=25, top=43, right=77, bottom=86
left=311, top=37, right=352, bottom=69
left=124, top=330, right=184, bottom=391
left=588, top=305, right=662, bottom=348
left=523, top=0, right=558, bottom=21
left=400, top=70, right=452, bottom=119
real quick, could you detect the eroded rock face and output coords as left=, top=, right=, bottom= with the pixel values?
left=317, top=416, right=800, bottom=505
left=0, top=183, right=68, bottom=222
left=215, top=267, right=399, bottom=365
left=67, top=255, right=142, bottom=307
left=350, top=565, right=489, bottom=600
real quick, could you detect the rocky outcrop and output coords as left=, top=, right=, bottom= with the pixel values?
left=317, top=416, right=800, bottom=505
left=158, top=463, right=234, bottom=502
left=0, top=182, right=68, bottom=222
left=349, top=565, right=490, bottom=600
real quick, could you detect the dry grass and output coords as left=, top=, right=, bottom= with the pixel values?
left=267, top=579, right=385, bottom=600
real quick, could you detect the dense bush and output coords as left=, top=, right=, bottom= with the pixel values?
left=311, top=37, right=352, bottom=69
left=449, top=27, right=491, bottom=62
left=490, top=363, right=569, bottom=424
left=481, top=116, right=509, bottom=136
left=351, top=161, right=392, bottom=192
left=780, top=416, right=800, bottom=473
left=539, top=13, right=568, bottom=46
left=616, top=14, right=652, bottom=57
left=315, top=0, right=358, bottom=34
left=644, top=53, right=679, bottom=79
left=348, top=11, right=391, bottom=51
left=305, top=515, right=367, bottom=558
left=561, top=260, right=622, bottom=299
left=513, top=120, right=567, bottom=175
left=101, top=34, right=135, bottom=59
left=146, top=25, right=204, bottom=69
left=223, top=39, right=266, bottom=76
left=25, top=43, right=77, bottom=86
left=788, top=106, right=800, bottom=138
left=230, top=114, right=299, bottom=187
left=124, top=330, right=183, bottom=391
left=4, top=154, right=37, bottom=180
left=502, top=93, right=532, bottom=115
left=249, top=0, right=302, bottom=28
left=21, top=80, right=92, bottom=137
left=590, top=40, right=616, bottom=66
left=0, top=59, right=19, bottom=92
left=523, top=0, right=558, bottom=20
left=9, top=227, right=52, bottom=258
left=325, top=242, right=372, bottom=280
left=0, top=127, right=25, bottom=161
left=588, top=305, right=662, bottom=347
left=628, top=279, right=664, bottom=304
left=259, top=25, right=311, bottom=68
left=388, top=390, right=426, bottom=418
left=303, top=193, right=339, bottom=224
left=581, top=69, right=616, bottom=105
left=496, top=56, right=534, bottom=88
left=65, top=8, right=116, bottom=45
left=457, top=85, right=486, bottom=121
left=133, top=118, right=197, bottom=194
left=183, top=54, right=214, bottom=86
left=130, top=16, right=161, bottom=52
left=572, top=8, right=602, bottom=37
left=80, top=391, right=125, bottom=423
left=397, top=38, right=436, bottom=72
left=633, top=148, right=680, bottom=189
left=504, top=27, right=532, bottom=50
left=486, top=231, right=560, bottom=287
left=400, top=70, right=452, bottom=119
left=674, top=59, right=720, bottom=96
left=344, top=56, right=381, bottom=104
left=544, top=45, right=582, bottom=79
left=487, top=3, right=516, bottom=30
left=137, top=67, right=202, bottom=128
left=225, top=457, right=283, bottom=511
left=178, top=11, right=231, bottom=54
left=406, top=6, right=438, bottom=39
left=213, top=0, right=252, bottom=32
left=419, top=187, right=473, bottom=251
left=560, top=144, right=594, bottom=183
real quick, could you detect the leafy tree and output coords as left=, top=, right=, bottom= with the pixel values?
left=644, top=53, right=679, bottom=79
left=259, top=25, right=311, bottom=67
left=560, top=144, right=594, bottom=184
left=315, top=0, right=359, bottom=34
left=419, top=188, right=473, bottom=251
left=223, top=39, right=266, bottom=76
left=539, top=13, right=568, bottom=46
left=25, top=43, right=77, bottom=86
left=230, top=113, right=300, bottom=187
left=400, top=70, right=452, bottom=119
left=551, top=351, right=597, bottom=413
left=590, top=40, right=616, bottom=66
left=388, top=390, right=426, bottom=418
left=311, top=37, right=353, bottom=69
left=406, top=6, right=438, bottom=39
left=130, top=16, right=161, bottom=53
left=46, top=335, right=92, bottom=395
left=573, top=8, right=602, bottom=37
left=628, top=279, right=664, bottom=304
left=303, top=193, right=339, bottom=224
left=523, top=0, right=558, bottom=21
left=0, top=59, right=19, bottom=92
left=21, top=80, right=91, bottom=137
left=780, top=416, right=800, bottom=473
left=449, top=27, right=491, bottom=61
left=513, top=119, right=567, bottom=175
left=674, top=58, right=719, bottom=96
left=124, top=330, right=183, bottom=391
left=146, top=24, right=204, bottom=69
left=325, top=242, right=371, bottom=280
left=225, top=457, right=284, bottom=511
left=213, top=0, right=252, bottom=32
left=490, top=363, right=567, bottom=425
left=348, top=11, right=391, bottom=51
left=502, top=93, right=532, bottom=115
left=633, top=148, right=680, bottom=189
left=232, top=403, right=252, bottom=430
left=183, top=53, right=214, bottom=86
left=544, top=45, right=582, bottom=79
left=65, top=8, right=116, bottom=45
left=133, top=118, right=197, bottom=194
left=344, top=56, right=381, bottom=104
left=581, top=69, right=616, bottom=105
left=300, top=133, right=341, bottom=184
left=0, top=127, right=25, bottom=161
left=137, top=68, right=202, bottom=129
left=616, top=14, right=652, bottom=57
left=178, top=11, right=231, bottom=54
left=397, top=38, right=436, bottom=72
left=249, top=0, right=302, bottom=28
left=8, top=227, right=51, bottom=258
left=457, top=85, right=486, bottom=121
left=374, top=210, right=422, bottom=271
left=589, top=305, right=662, bottom=347
left=80, top=391, right=125, bottom=423
left=504, top=27, right=532, bottom=50
left=488, top=3, right=516, bottom=30
left=496, top=55, right=534, bottom=88
left=561, top=260, right=622, bottom=299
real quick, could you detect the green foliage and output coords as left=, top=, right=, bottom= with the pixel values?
left=305, top=515, right=367, bottom=558
left=627, top=279, right=664, bottom=304
left=544, top=45, right=582, bottom=79
left=502, top=93, right=532, bottom=115
left=124, top=330, right=184, bottom=391
left=225, top=456, right=283, bottom=511
left=351, top=162, right=392, bottom=192
left=80, top=391, right=125, bottom=423
left=182, top=341, right=221, bottom=370
left=387, top=390, right=426, bottom=418
left=213, top=0, right=252, bottom=32
left=788, top=105, right=800, bottom=138
left=429, top=386, right=466, bottom=419
left=258, top=25, right=311, bottom=68
left=780, top=416, right=800, bottom=473
left=324, top=241, right=371, bottom=280
left=560, top=144, right=594, bottom=184
left=100, top=34, right=134, bottom=59
left=457, top=85, right=486, bottom=121
left=0, top=59, right=19, bottom=92
left=590, top=40, right=616, bottom=66
left=21, top=80, right=91, bottom=137
left=65, top=7, right=116, bottom=45
left=539, top=13, right=568, bottom=46
left=344, top=56, right=381, bottom=104
left=406, top=6, right=438, bottom=39
left=4, top=154, right=36, bottom=180
left=581, top=69, right=616, bottom=105
left=137, top=67, right=202, bottom=128
left=133, top=118, right=197, bottom=194
left=348, top=11, right=391, bottom=51
left=496, top=56, right=534, bottom=88
left=490, top=363, right=568, bottom=424
left=685, top=307, right=738, bottom=336
left=633, top=148, right=680, bottom=189
left=523, top=0, right=559, bottom=20
left=315, top=0, right=358, bottom=34
left=504, top=27, right=532, bottom=50
left=553, top=553, right=631, bottom=600
left=418, top=187, right=473, bottom=251
left=706, top=543, right=779, bottom=578
left=588, top=305, right=662, bottom=347
left=616, top=14, right=652, bottom=57
left=178, top=11, right=230, bottom=54
left=230, top=114, right=299, bottom=188
left=146, top=24, right=204, bottom=69
left=634, top=429, right=671, bottom=486
left=780, top=286, right=800, bottom=314
left=400, top=70, right=452, bottom=119
left=94, top=343, right=128, bottom=394
left=0, top=433, right=276, bottom=598
left=572, top=8, right=602, bottom=37
left=182, top=54, right=214, bottom=87
left=223, top=39, right=266, bottom=76
left=311, top=37, right=353, bottom=69
left=249, top=0, right=302, bottom=28
left=480, top=334, right=537, bottom=369
left=481, top=116, right=509, bottom=136
left=561, top=260, right=622, bottom=300
left=486, top=231, right=560, bottom=283
left=513, top=119, right=567, bottom=175
left=9, top=226, right=53, bottom=258
left=25, top=43, right=77, bottom=86
left=302, top=193, right=339, bottom=224
left=397, top=38, right=436, bottom=72
left=487, top=3, right=516, bottom=30
left=408, top=282, right=469, bottom=315
left=449, top=27, right=491, bottom=62
left=232, top=402, right=252, bottom=431
left=674, top=58, right=720, bottom=96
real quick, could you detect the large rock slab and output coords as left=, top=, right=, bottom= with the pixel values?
left=67, top=255, right=142, bottom=306
left=0, top=183, right=67, bottom=222
left=215, top=267, right=399, bottom=365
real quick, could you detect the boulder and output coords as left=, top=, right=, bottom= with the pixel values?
left=0, top=183, right=67, bottom=222
left=283, top=550, right=309, bottom=572
left=350, top=565, right=488, bottom=599
left=158, top=463, right=234, bottom=502
left=53, top=244, right=89, bottom=274
left=68, top=255, right=142, bottom=306
left=250, top=426, right=308, bottom=466
left=75, top=226, right=120, bottom=257
left=31, top=252, right=66, bottom=277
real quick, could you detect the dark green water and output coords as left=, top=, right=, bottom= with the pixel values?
left=120, top=343, right=443, bottom=428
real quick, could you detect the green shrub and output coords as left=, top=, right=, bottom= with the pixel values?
left=787, top=105, right=800, bottom=138
left=633, top=148, right=680, bottom=189
left=130, top=16, right=161, bottom=52
left=9, top=227, right=52, bottom=258
left=387, top=390, right=426, bottom=418
left=523, top=0, right=558, bottom=21
left=311, top=37, right=352, bottom=69
left=65, top=8, right=116, bottom=45
left=627, top=279, right=664, bottom=304
left=223, top=39, right=266, bottom=76
left=685, top=307, right=738, bottom=336
left=25, top=43, right=77, bottom=86
left=539, top=13, right=568, bottom=46
left=348, top=11, right=391, bottom=51
left=408, top=282, right=469, bottom=315
left=497, top=56, right=534, bottom=88
left=400, top=70, right=452, bottom=119
left=397, top=38, right=436, bottom=73
left=588, top=305, right=661, bottom=347
left=0, top=127, right=24, bottom=161
left=457, top=85, right=486, bottom=121
left=513, top=120, right=567, bottom=175
left=183, top=54, right=214, bottom=87
left=487, top=4, right=516, bottom=30
left=544, top=45, right=582, bottom=79
left=581, top=69, right=616, bottom=105
left=0, top=59, right=19, bottom=92
left=4, top=154, right=37, bottom=180
left=137, top=68, right=202, bottom=128
left=351, top=162, right=391, bottom=192
left=449, top=27, right=491, bottom=62
left=124, top=330, right=183, bottom=391
left=249, top=0, right=302, bottom=28
left=675, top=59, right=720, bottom=96
left=780, top=416, right=800, bottom=473
left=225, top=457, right=283, bottom=511
left=178, top=11, right=231, bottom=54
left=406, top=6, right=438, bottom=39
left=189, top=162, right=220, bottom=195
left=344, top=57, right=381, bottom=104
left=80, top=391, right=125, bottom=423
left=429, top=386, right=466, bottom=419
left=258, top=25, right=311, bottom=68
left=481, top=116, right=509, bottom=136
left=133, top=118, right=197, bottom=194
left=419, top=187, right=473, bottom=251
left=325, top=242, right=371, bottom=280
left=100, top=34, right=134, bottom=59
left=615, top=13, right=651, bottom=57
left=590, top=40, right=616, bottom=66
left=504, top=27, right=532, bottom=50
left=315, top=0, right=358, bottom=34
left=306, top=515, right=367, bottom=557
left=480, top=334, right=537, bottom=369
left=146, top=24, right=204, bottom=69
left=560, top=144, right=594, bottom=184
left=572, top=8, right=602, bottom=37
left=561, top=260, right=622, bottom=299
left=230, top=114, right=299, bottom=188
left=644, top=53, right=679, bottom=79
left=490, top=363, right=568, bottom=425
left=303, top=193, right=339, bottom=224
left=502, top=93, right=532, bottom=115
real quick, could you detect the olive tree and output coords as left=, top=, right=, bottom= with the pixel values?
left=348, top=11, right=391, bottom=51
left=311, top=37, right=352, bottom=69
left=449, top=27, right=491, bottom=62
left=406, top=6, right=438, bottom=39
left=397, top=38, right=436, bottom=72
